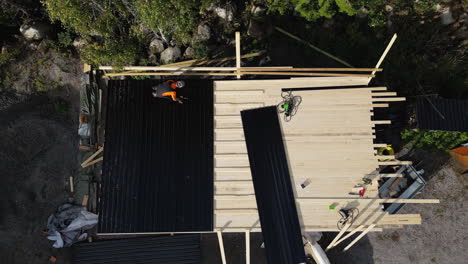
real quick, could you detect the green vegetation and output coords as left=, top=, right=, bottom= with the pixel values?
left=401, top=130, right=468, bottom=150
left=134, top=0, right=215, bottom=43
left=40, top=0, right=217, bottom=66
left=265, top=0, right=439, bottom=27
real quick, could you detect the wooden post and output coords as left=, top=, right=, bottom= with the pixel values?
left=368, top=33, right=397, bottom=84
left=217, top=230, right=227, bottom=264
left=245, top=230, right=250, bottom=264
left=235, top=32, right=241, bottom=79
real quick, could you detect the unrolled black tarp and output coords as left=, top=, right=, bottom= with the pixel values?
left=73, top=235, right=201, bottom=264
left=241, top=106, right=306, bottom=264
left=98, top=79, right=213, bottom=233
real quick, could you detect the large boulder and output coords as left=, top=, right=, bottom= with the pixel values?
left=183, top=47, right=195, bottom=59
left=210, top=5, right=235, bottom=22
left=160, top=46, right=181, bottom=64
left=251, top=5, right=267, bottom=16
left=149, top=38, right=165, bottom=54
left=72, top=38, right=88, bottom=50
left=197, top=24, right=211, bottom=41
left=20, top=22, right=51, bottom=41
left=247, top=17, right=273, bottom=40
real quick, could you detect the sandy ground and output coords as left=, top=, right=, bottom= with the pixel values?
left=320, top=160, right=467, bottom=264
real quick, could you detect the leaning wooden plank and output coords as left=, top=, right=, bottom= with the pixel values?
left=216, top=231, right=227, bottom=264
left=236, top=31, right=241, bottom=79
left=330, top=225, right=366, bottom=249
left=368, top=33, right=398, bottom=84
left=326, top=222, right=352, bottom=251
left=275, top=26, right=354, bottom=68
left=82, top=157, right=103, bottom=168
left=371, top=92, right=397, bottom=96
left=81, top=146, right=103, bottom=167
left=344, top=224, right=376, bottom=251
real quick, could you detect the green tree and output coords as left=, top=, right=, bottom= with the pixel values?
left=134, top=0, right=215, bottom=43
left=265, top=0, right=357, bottom=21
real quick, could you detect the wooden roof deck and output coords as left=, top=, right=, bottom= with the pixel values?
left=212, top=77, right=417, bottom=232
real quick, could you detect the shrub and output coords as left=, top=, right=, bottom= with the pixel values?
left=81, top=38, right=140, bottom=66
left=134, top=0, right=215, bottom=43
left=401, top=129, right=468, bottom=150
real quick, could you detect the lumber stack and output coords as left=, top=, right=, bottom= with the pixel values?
left=212, top=77, right=424, bottom=232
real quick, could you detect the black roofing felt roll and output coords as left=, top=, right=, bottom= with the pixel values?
left=241, top=106, right=306, bottom=264
left=416, top=97, right=468, bottom=132
left=98, top=79, right=213, bottom=233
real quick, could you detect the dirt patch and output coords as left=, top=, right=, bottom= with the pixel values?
left=321, top=161, right=467, bottom=264
left=0, top=92, right=79, bottom=264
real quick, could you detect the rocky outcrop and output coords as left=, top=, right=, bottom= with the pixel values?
left=20, top=22, right=51, bottom=41
left=149, top=38, right=165, bottom=54
left=197, top=24, right=211, bottom=41
left=183, top=47, right=195, bottom=59
left=247, top=17, right=273, bottom=39
left=160, top=46, right=181, bottom=64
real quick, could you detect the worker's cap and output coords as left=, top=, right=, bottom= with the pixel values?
left=176, top=80, right=185, bottom=88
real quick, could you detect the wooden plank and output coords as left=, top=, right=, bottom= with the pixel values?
left=372, top=97, right=406, bottom=102
left=343, top=224, right=376, bottom=251
left=239, top=71, right=374, bottom=77
left=239, top=68, right=382, bottom=72
left=371, top=92, right=397, bottom=97
left=217, top=231, right=227, bottom=264
left=236, top=31, right=241, bottom=79
left=371, top=120, right=391, bottom=125
left=82, top=157, right=103, bottom=168
left=214, top=77, right=369, bottom=90
left=378, top=160, right=412, bottom=165
left=373, top=144, right=388, bottom=148
left=81, top=146, right=103, bottom=167
left=82, top=194, right=89, bottom=207
left=378, top=173, right=404, bottom=178
left=326, top=222, right=352, bottom=250
left=368, top=33, right=398, bottom=84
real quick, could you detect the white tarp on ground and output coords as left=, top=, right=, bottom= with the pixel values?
left=46, top=203, right=98, bottom=248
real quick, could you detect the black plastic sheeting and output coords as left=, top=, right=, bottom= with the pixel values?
left=416, top=97, right=468, bottom=132
left=73, top=235, right=200, bottom=264
left=98, top=79, right=213, bottom=233
left=241, top=106, right=306, bottom=264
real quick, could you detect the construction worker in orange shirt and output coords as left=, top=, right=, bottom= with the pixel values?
left=152, top=80, right=186, bottom=104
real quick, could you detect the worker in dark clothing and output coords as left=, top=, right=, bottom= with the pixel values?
left=152, top=80, right=186, bottom=104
